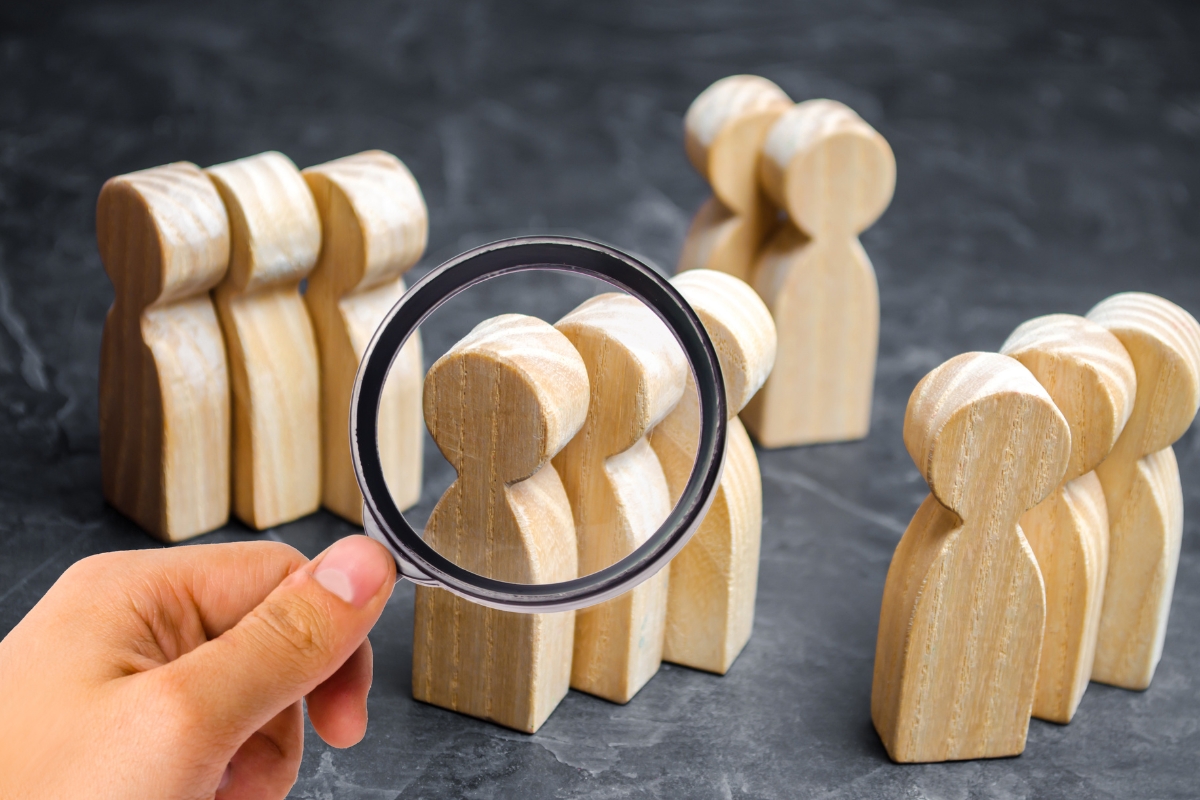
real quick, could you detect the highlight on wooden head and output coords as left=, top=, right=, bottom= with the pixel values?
left=903, top=351, right=1072, bottom=521
left=683, top=74, right=793, bottom=214
left=760, top=99, right=896, bottom=237
left=1001, top=313, right=1137, bottom=482
left=1087, top=292, right=1200, bottom=454
left=206, top=150, right=322, bottom=292
left=96, top=162, right=231, bottom=306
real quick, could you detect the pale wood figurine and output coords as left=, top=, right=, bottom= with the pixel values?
left=206, top=151, right=323, bottom=530
left=649, top=270, right=776, bottom=674
left=741, top=99, right=895, bottom=448
left=872, top=352, right=1071, bottom=763
left=1001, top=314, right=1136, bottom=723
left=553, top=294, right=687, bottom=703
left=97, top=162, right=232, bottom=542
left=303, top=150, right=427, bottom=524
left=412, top=315, right=588, bottom=733
left=677, top=75, right=792, bottom=283
left=1087, top=293, right=1200, bottom=690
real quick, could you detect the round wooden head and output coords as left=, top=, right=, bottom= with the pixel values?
left=760, top=99, right=896, bottom=238
left=1001, top=314, right=1137, bottom=482
left=423, top=314, right=589, bottom=486
left=1088, top=292, right=1200, bottom=456
left=904, top=352, right=1071, bottom=523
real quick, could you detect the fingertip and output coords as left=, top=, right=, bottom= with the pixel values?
left=311, top=536, right=395, bottom=610
left=307, top=638, right=373, bottom=748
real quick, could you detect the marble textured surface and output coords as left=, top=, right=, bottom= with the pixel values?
left=2, top=1, right=1199, bottom=797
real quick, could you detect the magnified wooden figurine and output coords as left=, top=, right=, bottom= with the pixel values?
left=303, top=150, right=427, bottom=524
left=98, top=162, right=232, bottom=541
left=872, top=352, right=1070, bottom=763
left=742, top=99, right=895, bottom=448
left=677, top=75, right=792, bottom=283
left=1001, top=314, right=1136, bottom=723
left=1087, top=293, right=1200, bottom=690
left=412, top=315, right=588, bottom=733
left=207, top=151, right=323, bottom=530
left=650, top=270, right=776, bottom=674
left=554, top=294, right=687, bottom=703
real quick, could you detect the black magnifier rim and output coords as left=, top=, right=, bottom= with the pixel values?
left=350, top=236, right=726, bottom=612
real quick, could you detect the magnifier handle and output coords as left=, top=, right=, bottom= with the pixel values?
left=363, top=507, right=439, bottom=587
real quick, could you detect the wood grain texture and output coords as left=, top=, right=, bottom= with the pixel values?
left=741, top=99, right=895, bottom=449
left=678, top=75, right=792, bottom=282
left=97, top=162, right=232, bottom=542
left=872, top=352, right=1070, bottom=763
left=303, top=150, right=426, bottom=524
left=412, top=314, right=587, bottom=733
left=553, top=293, right=687, bottom=703
left=649, top=270, right=777, bottom=674
left=1001, top=314, right=1136, bottom=722
left=206, top=151, right=323, bottom=530
left=1087, top=292, right=1200, bottom=690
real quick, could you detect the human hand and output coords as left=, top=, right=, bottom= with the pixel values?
left=0, top=535, right=396, bottom=800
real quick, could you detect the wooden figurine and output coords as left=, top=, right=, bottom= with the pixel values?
left=412, top=314, right=588, bottom=733
left=740, top=99, right=895, bottom=448
left=97, top=162, right=232, bottom=542
left=553, top=294, right=687, bottom=703
left=1087, top=293, right=1200, bottom=690
left=649, top=270, right=776, bottom=674
left=872, top=352, right=1071, bottom=763
left=677, top=75, right=792, bottom=283
left=206, top=151, right=323, bottom=530
left=1000, top=315, right=1136, bottom=723
left=303, top=150, right=427, bottom=524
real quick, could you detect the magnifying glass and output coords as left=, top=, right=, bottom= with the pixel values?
left=350, top=236, right=727, bottom=614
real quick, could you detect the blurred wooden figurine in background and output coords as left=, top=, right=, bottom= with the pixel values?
left=741, top=100, right=895, bottom=448
left=97, top=162, right=232, bottom=541
left=1001, top=315, right=1136, bottom=723
left=872, top=353, right=1070, bottom=762
left=677, top=75, right=792, bottom=283
left=206, top=151, right=323, bottom=530
left=554, top=294, right=686, bottom=703
left=412, top=315, right=587, bottom=733
left=303, top=151, right=427, bottom=523
left=650, top=270, right=776, bottom=674
left=1087, top=293, right=1200, bottom=690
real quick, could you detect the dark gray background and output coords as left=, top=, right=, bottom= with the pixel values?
left=2, top=1, right=1199, bottom=797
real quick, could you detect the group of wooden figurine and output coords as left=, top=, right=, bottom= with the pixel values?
left=96, top=71, right=1198, bottom=761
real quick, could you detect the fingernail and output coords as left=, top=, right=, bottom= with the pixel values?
left=313, top=535, right=390, bottom=609
left=218, top=763, right=232, bottom=790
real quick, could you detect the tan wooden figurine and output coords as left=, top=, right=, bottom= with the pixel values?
left=1001, top=315, right=1136, bottom=723
left=303, top=150, right=427, bottom=523
left=1087, top=293, right=1200, bottom=690
left=872, top=352, right=1071, bottom=763
left=741, top=99, right=895, bottom=449
left=97, top=162, right=232, bottom=542
left=206, top=151, right=323, bottom=530
left=649, top=270, right=776, bottom=674
left=412, top=315, right=588, bottom=733
left=677, top=75, right=792, bottom=283
left=554, top=294, right=687, bottom=703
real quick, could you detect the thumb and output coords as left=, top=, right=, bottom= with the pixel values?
left=160, top=535, right=396, bottom=741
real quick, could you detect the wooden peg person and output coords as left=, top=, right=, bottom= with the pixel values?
left=677, top=75, right=792, bottom=282
left=1086, top=293, right=1200, bottom=690
left=1001, top=314, right=1136, bottom=723
left=303, top=150, right=427, bottom=524
left=741, top=99, right=895, bottom=448
left=412, top=314, right=588, bottom=733
left=553, top=294, right=687, bottom=703
left=872, top=352, right=1071, bottom=763
left=206, top=151, right=323, bottom=530
left=97, top=162, right=232, bottom=541
left=649, top=270, right=776, bottom=674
